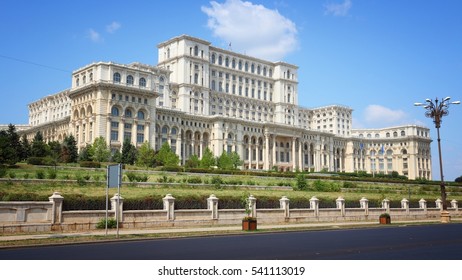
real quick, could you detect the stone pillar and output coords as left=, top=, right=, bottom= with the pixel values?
left=451, top=199, right=458, bottom=211
left=299, top=141, right=303, bottom=171
left=248, top=144, right=252, bottom=169
left=163, top=194, right=175, bottom=221
left=48, top=192, right=64, bottom=224
left=280, top=196, right=290, bottom=218
left=435, top=198, right=443, bottom=210
left=264, top=133, right=270, bottom=170
left=359, top=197, right=369, bottom=216
left=110, top=193, right=124, bottom=222
left=272, top=136, right=277, bottom=169
left=248, top=195, right=257, bottom=218
left=419, top=198, right=427, bottom=209
left=207, top=194, right=219, bottom=220
left=310, top=196, right=319, bottom=217
left=381, top=198, right=390, bottom=213
left=401, top=198, right=409, bottom=214
left=336, top=196, right=345, bottom=217
left=292, top=137, right=296, bottom=171
left=176, top=132, right=182, bottom=162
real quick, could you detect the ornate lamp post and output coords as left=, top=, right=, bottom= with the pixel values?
left=414, top=97, right=460, bottom=223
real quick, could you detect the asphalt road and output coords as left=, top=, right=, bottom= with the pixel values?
left=1, top=223, right=461, bottom=260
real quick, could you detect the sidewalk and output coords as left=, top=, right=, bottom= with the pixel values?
left=0, top=219, right=452, bottom=242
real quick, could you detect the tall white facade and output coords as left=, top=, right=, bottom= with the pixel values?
left=16, top=35, right=432, bottom=179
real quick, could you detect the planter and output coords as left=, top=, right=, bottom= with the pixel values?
left=379, top=216, right=391, bottom=224
left=242, top=219, right=257, bottom=231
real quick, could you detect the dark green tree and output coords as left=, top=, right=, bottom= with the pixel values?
left=121, top=138, right=137, bottom=165
left=199, top=147, right=216, bottom=169
left=20, top=134, right=31, bottom=161
left=48, top=141, right=61, bottom=163
left=456, top=176, right=462, bottom=183
left=78, top=144, right=93, bottom=161
left=111, top=149, right=122, bottom=163
left=229, top=151, right=242, bottom=169
left=62, top=135, right=78, bottom=163
left=154, top=142, right=179, bottom=167
left=31, top=131, right=50, bottom=157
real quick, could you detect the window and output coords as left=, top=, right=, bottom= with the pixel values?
left=111, top=107, right=119, bottom=116
left=127, top=75, right=134, bottom=85
left=113, top=72, right=121, bottom=83
left=194, top=45, right=199, bottom=56
left=137, top=133, right=144, bottom=143
left=125, top=109, right=132, bottom=118
left=211, top=54, right=216, bottom=63
left=137, top=111, right=145, bottom=120
left=75, top=78, right=79, bottom=87
left=218, top=55, right=223, bottom=65
left=139, top=77, right=146, bottom=87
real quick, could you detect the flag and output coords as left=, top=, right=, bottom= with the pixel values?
left=359, top=143, right=364, bottom=150
left=380, top=145, right=384, bottom=155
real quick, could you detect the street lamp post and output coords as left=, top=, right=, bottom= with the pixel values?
left=414, top=97, right=460, bottom=223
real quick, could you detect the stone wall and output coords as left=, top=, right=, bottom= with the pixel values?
left=0, top=192, right=460, bottom=233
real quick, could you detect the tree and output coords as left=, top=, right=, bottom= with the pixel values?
left=217, top=151, right=233, bottom=170
left=229, top=151, right=242, bottom=169
left=78, top=144, right=93, bottom=161
left=62, top=135, right=78, bottom=163
left=456, top=176, right=462, bottom=183
left=185, top=154, right=200, bottom=168
left=121, top=138, right=137, bottom=165
left=90, top=136, right=110, bottom=162
left=20, top=134, right=31, bottom=161
left=48, top=140, right=61, bottom=163
left=111, top=149, right=122, bottom=163
left=136, top=141, right=156, bottom=167
left=31, top=131, right=49, bottom=157
left=154, top=142, right=179, bottom=167
left=199, top=147, right=215, bottom=169
left=0, top=124, right=21, bottom=165
left=295, top=173, right=308, bottom=190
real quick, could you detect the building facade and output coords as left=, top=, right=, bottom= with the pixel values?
left=14, top=35, right=432, bottom=179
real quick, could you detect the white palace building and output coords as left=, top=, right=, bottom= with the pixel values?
left=12, top=35, right=432, bottom=179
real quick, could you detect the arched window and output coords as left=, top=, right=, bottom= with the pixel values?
left=257, top=65, right=261, bottom=75
left=137, top=111, right=145, bottom=120
left=113, top=72, right=121, bottom=83
left=401, top=131, right=406, bottom=136
left=211, top=80, right=216, bottom=90
left=218, top=55, right=223, bottom=65
left=111, top=106, right=119, bottom=116
left=127, top=75, right=134, bottom=85
left=245, top=62, right=249, bottom=72
left=251, top=63, right=255, bottom=73
left=125, top=109, right=132, bottom=118
left=171, top=127, right=177, bottom=135
left=232, top=59, right=236, bottom=68
left=238, top=60, right=242, bottom=70
left=225, top=57, right=229, bottom=67
left=263, top=67, right=267, bottom=76
left=211, top=54, right=216, bottom=63
left=75, top=78, right=80, bottom=87
left=386, top=132, right=390, bottom=138
left=139, top=77, right=146, bottom=87
left=161, top=126, right=168, bottom=134
left=194, top=46, right=199, bottom=56
left=82, top=75, right=86, bottom=84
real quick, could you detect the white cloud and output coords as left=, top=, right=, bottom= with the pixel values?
left=106, top=21, right=121, bottom=34
left=324, top=0, right=352, bottom=17
left=88, top=29, right=102, bottom=42
left=201, top=0, right=298, bottom=61
left=363, top=105, right=408, bottom=127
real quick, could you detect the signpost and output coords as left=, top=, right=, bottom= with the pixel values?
left=106, top=164, right=122, bottom=237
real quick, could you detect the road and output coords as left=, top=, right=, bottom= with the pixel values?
left=1, top=223, right=461, bottom=259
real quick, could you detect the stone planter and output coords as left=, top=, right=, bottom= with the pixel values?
left=242, top=219, right=257, bottom=231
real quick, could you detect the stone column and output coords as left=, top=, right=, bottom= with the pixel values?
left=382, top=198, right=390, bottom=213
left=292, top=137, right=297, bottom=171
left=310, top=196, right=319, bottom=217
left=110, top=193, right=124, bottom=222
left=176, top=132, right=183, bottom=163
left=163, top=194, right=175, bottom=221
left=264, top=133, right=270, bottom=170
left=106, top=119, right=111, bottom=146
left=401, top=198, right=409, bottom=214
left=280, top=196, right=290, bottom=218
left=451, top=199, right=458, bottom=211
left=299, top=141, right=303, bottom=171
left=248, top=195, right=257, bottom=218
left=48, top=192, right=64, bottom=224
left=207, top=194, right=219, bottom=220
left=248, top=144, right=252, bottom=169
left=359, top=197, right=369, bottom=216
left=272, top=135, right=277, bottom=169
left=336, top=196, right=345, bottom=217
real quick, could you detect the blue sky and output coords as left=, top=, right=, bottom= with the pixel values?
left=1, top=0, right=461, bottom=181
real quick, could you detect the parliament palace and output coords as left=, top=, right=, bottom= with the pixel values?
left=13, top=35, right=432, bottom=179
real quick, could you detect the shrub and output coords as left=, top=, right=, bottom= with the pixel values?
left=0, top=167, right=6, bottom=178
left=47, top=168, right=57, bottom=179
left=295, top=174, right=307, bottom=191
left=126, top=172, right=148, bottom=182
left=8, top=172, right=16, bottom=179
left=96, top=218, right=117, bottom=229
left=79, top=161, right=101, bottom=168
left=27, top=157, right=56, bottom=166
left=35, top=170, right=45, bottom=179
left=187, top=177, right=203, bottom=184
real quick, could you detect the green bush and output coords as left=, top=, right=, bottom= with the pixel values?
left=27, top=157, right=56, bottom=166
left=187, top=177, right=203, bottom=184
left=35, top=170, right=45, bottom=179
left=47, top=168, right=57, bottom=179
left=127, top=172, right=149, bottom=182
left=96, top=218, right=117, bottom=229
left=295, top=174, right=307, bottom=191
left=0, top=167, right=6, bottom=178
left=8, top=172, right=16, bottom=179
